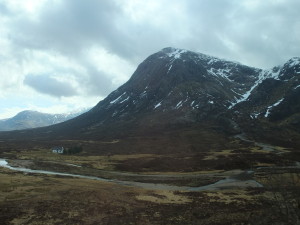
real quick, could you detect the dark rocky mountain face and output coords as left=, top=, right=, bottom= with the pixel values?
left=0, top=48, right=299, bottom=149
left=230, top=57, right=300, bottom=146
left=232, top=57, right=300, bottom=117
left=85, top=48, right=260, bottom=126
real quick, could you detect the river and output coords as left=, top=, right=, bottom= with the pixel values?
left=234, top=134, right=277, bottom=152
left=0, top=159, right=263, bottom=191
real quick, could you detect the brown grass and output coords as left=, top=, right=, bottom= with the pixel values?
left=136, top=190, right=191, bottom=204
left=1, top=166, right=300, bottom=224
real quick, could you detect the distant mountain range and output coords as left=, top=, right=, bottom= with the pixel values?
left=0, top=47, right=299, bottom=150
left=0, top=109, right=89, bottom=131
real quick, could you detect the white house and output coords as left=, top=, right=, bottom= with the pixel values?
left=52, top=146, right=64, bottom=154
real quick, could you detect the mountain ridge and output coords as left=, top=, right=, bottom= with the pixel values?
left=0, top=47, right=299, bottom=149
left=0, top=109, right=89, bottom=131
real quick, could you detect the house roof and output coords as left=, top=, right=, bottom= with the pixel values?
left=52, top=146, right=64, bottom=149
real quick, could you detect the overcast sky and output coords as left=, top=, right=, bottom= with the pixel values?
left=0, top=0, right=299, bottom=119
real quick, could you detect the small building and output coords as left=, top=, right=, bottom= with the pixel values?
left=52, top=146, right=64, bottom=154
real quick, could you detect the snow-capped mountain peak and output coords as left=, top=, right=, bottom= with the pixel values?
left=0, top=108, right=90, bottom=131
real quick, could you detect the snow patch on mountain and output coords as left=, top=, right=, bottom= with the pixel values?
left=207, top=58, right=218, bottom=65
left=228, top=66, right=284, bottom=109
left=250, top=112, right=261, bottom=119
left=120, top=96, right=130, bottom=104
left=175, top=101, right=183, bottom=109
left=166, top=48, right=187, bottom=59
left=264, top=67, right=281, bottom=80
left=228, top=70, right=265, bottom=109
left=167, top=64, right=173, bottom=73
left=110, top=92, right=126, bottom=104
left=294, top=85, right=300, bottom=89
left=140, top=90, right=147, bottom=98
left=264, top=98, right=284, bottom=117
left=154, top=101, right=162, bottom=109
left=286, top=57, right=300, bottom=68
left=208, top=68, right=233, bottom=81
left=197, top=53, right=216, bottom=62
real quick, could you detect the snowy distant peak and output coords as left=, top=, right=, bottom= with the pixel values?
left=163, top=47, right=244, bottom=64
left=162, top=47, right=217, bottom=63
left=0, top=108, right=89, bottom=131
left=259, top=57, right=300, bottom=82
left=14, top=110, right=49, bottom=120
left=161, top=47, right=210, bottom=62
left=163, top=47, right=187, bottom=59
left=285, top=57, right=300, bottom=68
left=196, top=53, right=240, bottom=69
left=229, top=57, right=300, bottom=109
left=266, top=57, right=300, bottom=81
left=59, top=107, right=90, bottom=119
left=281, top=57, right=300, bottom=75
left=262, top=66, right=282, bottom=80
left=63, top=107, right=90, bottom=115
left=161, top=47, right=257, bottom=78
left=162, top=47, right=185, bottom=53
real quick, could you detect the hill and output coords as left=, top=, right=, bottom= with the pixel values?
left=0, top=47, right=299, bottom=153
left=0, top=109, right=89, bottom=131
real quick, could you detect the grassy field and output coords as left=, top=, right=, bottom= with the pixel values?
left=2, top=166, right=296, bottom=225
left=1, top=137, right=300, bottom=224
left=5, top=148, right=157, bottom=171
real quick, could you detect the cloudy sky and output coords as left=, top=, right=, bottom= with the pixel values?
left=0, top=0, right=299, bottom=119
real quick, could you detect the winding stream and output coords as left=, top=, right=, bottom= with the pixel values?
left=0, top=159, right=263, bottom=191
left=234, top=133, right=281, bottom=152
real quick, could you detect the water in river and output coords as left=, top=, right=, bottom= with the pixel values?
left=0, top=159, right=263, bottom=191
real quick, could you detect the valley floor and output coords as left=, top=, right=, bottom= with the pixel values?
left=1, top=165, right=300, bottom=225
left=0, top=137, right=300, bottom=224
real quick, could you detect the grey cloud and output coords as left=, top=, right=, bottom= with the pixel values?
left=223, top=0, right=300, bottom=65
left=10, top=0, right=128, bottom=56
left=168, top=0, right=300, bottom=68
left=77, top=63, right=115, bottom=97
left=5, top=0, right=300, bottom=76
left=0, top=2, right=10, bottom=15
left=7, top=0, right=174, bottom=63
left=24, top=74, right=78, bottom=97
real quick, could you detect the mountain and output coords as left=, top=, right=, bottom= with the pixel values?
left=0, top=109, right=89, bottom=131
left=0, top=47, right=299, bottom=150
left=231, top=57, right=300, bottom=146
